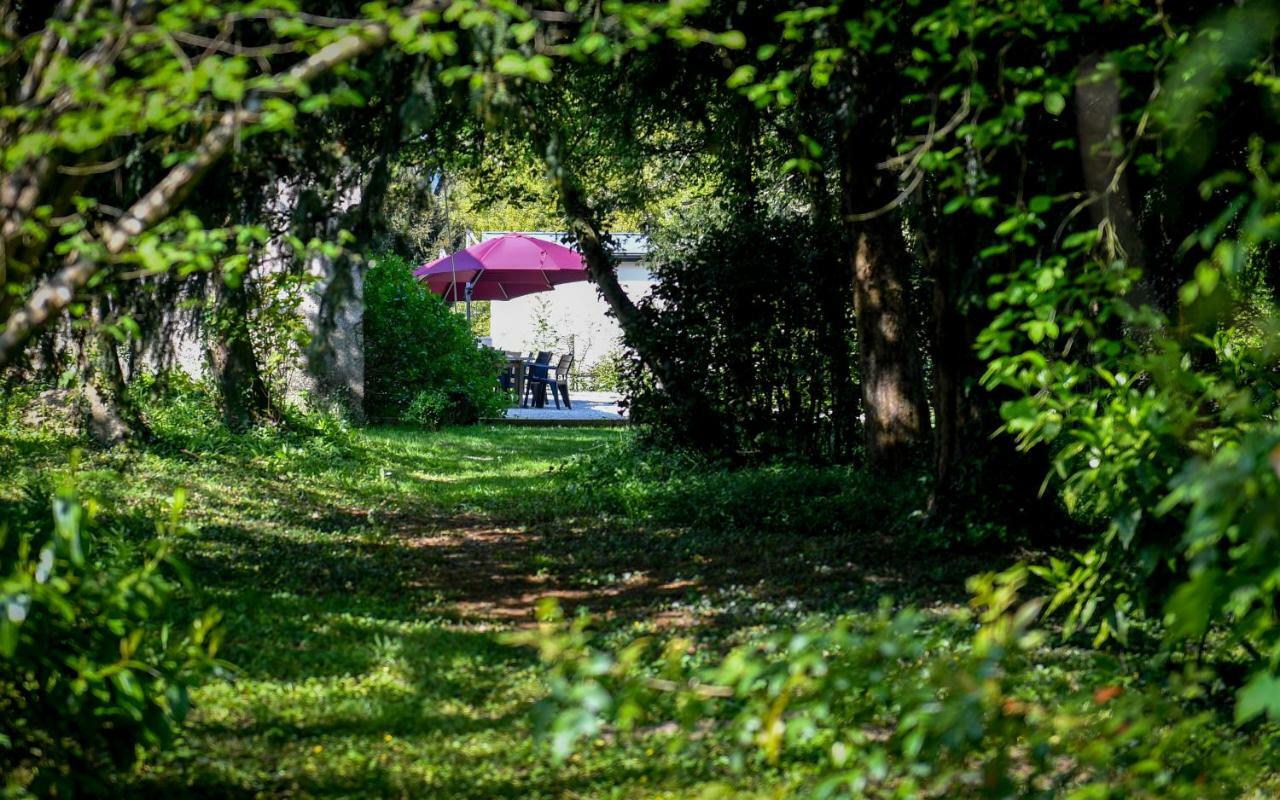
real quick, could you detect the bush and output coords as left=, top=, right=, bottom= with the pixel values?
left=521, top=568, right=1272, bottom=798
left=125, top=370, right=355, bottom=464
left=978, top=184, right=1280, bottom=709
left=572, top=349, right=624, bottom=392
left=963, top=20, right=1280, bottom=717
left=628, top=210, right=859, bottom=461
left=363, top=253, right=506, bottom=426
left=0, top=481, right=221, bottom=796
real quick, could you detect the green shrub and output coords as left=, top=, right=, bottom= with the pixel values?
left=521, top=568, right=1273, bottom=798
left=363, top=253, right=506, bottom=426
left=0, top=480, right=221, bottom=796
left=573, top=349, right=625, bottom=392
left=978, top=156, right=1280, bottom=713
left=126, top=370, right=354, bottom=463
left=959, top=14, right=1280, bottom=718
left=627, top=211, right=858, bottom=461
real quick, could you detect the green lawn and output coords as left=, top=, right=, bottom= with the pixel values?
left=0, top=424, right=1005, bottom=798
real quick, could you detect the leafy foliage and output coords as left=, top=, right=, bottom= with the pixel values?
left=960, top=0, right=1280, bottom=711
left=629, top=210, right=858, bottom=461
left=7, top=0, right=1280, bottom=795
left=363, top=253, right=505, bottom=426
left=0, top=480, right=221, bottom=796
left=522, top=569, right=1272, bottom=798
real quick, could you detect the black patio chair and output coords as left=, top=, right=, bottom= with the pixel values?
left=526, top=353, right=573, bottom=410
left=522, top=352, right=553, bottom=407
left=552, top=354, right=574, bottom=409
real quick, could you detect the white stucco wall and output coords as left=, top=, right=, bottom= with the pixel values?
left=488, top=264, right=652, bottom=366
left=479, top=231, right=654, bottom=372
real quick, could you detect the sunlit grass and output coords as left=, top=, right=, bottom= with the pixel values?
left=0, top=418, right=1017, bottom=797
left=2, top=423, right=769, bottom=798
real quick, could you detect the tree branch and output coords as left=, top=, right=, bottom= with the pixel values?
left=0, top=3, right=438, bottom=368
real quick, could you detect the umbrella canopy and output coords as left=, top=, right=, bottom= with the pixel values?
left=415, top=233, right=588, bottom=297
left=431, top=276, right=549, bottom=303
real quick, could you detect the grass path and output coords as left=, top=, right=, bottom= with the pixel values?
left=1, top=424, right=989, bottom=798
left=132, top=426, right=684, bottom=799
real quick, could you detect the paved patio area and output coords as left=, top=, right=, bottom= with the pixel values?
left=487, top=391, right=627, bottom=426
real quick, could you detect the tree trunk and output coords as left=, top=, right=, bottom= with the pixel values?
left=1074, top=53, right=1171, bottom=314
left=303, top=119, right=401, bottom=424
left=1075, top=54, right=1145, bottom=271
left=549, top=157, right=730, bottom=448
left=922, top=206, right=992, bottom=513
left=836, top=60, right=931, bottom=468
left=207, top=277, right=274, bottom=431
left=838, top=135, right=930, bottom=465
left=921, top=196, right=1060, bottom=522
left=849, top=219, right=931, bottom=466
left=929, top=231, right=968, bottom=496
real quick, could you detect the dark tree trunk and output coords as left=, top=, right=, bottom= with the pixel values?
left=836, top=61, right=931, bottom=468
left=1075, top=54, right=1145, bottom=270
left=922, top=207, right=997, bottom=513
left=551, top=162, right=730, bottom=449
left=929, top=227, right=971, bottom=497
left=207, top=277, right=274, bottom=432
left=838, top=139, right=930, bottom=465
left=1074, top=53, right=1171, bottom=312
left=920, top=193, right=1062, bottom=523
left=849, top=220, right=931, bottom=465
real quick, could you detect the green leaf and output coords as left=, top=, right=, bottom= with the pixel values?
left=1062, top=230, right=1098, bottom=251
left=0, top=618, right=16, bottom=658
left=1236, top=672, right=1280, bottom=724
left=525, top=56, right=553, bottom=83
left=1195, top=263, right=1220, bottom=296
left=494, top=53, right=529, bottom=77
left=1044, top=92, right=1066, bottom=115
left=1164, top=570, right=1221, bottom=641
left=718, top=31, right=746, bottom=50
left=726, top=65, right=757, bottom=89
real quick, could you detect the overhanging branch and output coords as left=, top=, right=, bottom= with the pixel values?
left=0, top=2, right=439, bottom=369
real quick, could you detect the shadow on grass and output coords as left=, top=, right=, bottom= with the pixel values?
left=3, top=424, right=1019, bottom=797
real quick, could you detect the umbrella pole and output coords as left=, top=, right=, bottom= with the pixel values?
left=465, top=281, right=473, bottom=325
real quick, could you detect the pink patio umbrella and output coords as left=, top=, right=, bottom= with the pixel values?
left=414, top=233, right=588, bottom=321
left=428, top=276, right=549, bottom=303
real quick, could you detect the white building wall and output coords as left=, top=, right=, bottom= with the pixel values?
left=488, top=264, right=652, bottom=366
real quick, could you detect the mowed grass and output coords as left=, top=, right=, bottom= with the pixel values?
left=0, top=421, right=992, bottom=798
left=137, top=427, right=644, bottom=799
left=0, top=425, right=758, bottom=798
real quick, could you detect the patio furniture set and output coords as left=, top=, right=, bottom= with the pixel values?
left=414, top=233, right=585, bottom=412
left=499, top=351, right=574, bottom=409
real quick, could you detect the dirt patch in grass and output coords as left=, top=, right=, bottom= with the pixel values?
left=394, top=515, right=700, bottom=627
left=382, top=506, right=1015, bottom=637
